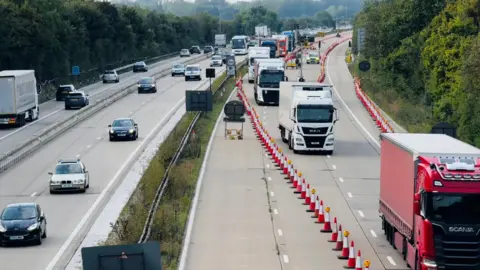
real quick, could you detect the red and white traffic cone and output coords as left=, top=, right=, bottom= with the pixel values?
left=272, top=146, right=278, bottom=162
left=328, top=217, right=338, bottom=242
left=293, top=171, right=300, bottom=188
left=304, top=185, right=311, bottom=204
left=295, top=178, right=303, bottom=194
left=354, top=250, right=362, bottom=270
left=337, top=230, right=350, bottom=259
left=320, top=207, right=332, bottom=232
left=286, top=162, right=293, bottom=180
left=308, top=192, right=316, bottom=211
left=301, top=183, right=308, bottom=199
left=316, top=200, right=325, bottom=223
left=313, top=196, right=320, bottom=217
left=280, top=155, right=285, bottom=170
left=332, top=224, right=343, bottom=251
left=290, top=167, right=295, bottom=182
left=363, top=260, right=371, bottom=270
left=283, top=159, right=289, bottom=174
left=344, top=241, right=356, bottom=268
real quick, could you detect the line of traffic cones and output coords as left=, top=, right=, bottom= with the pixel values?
left=234, top=47, right=372, bottom=270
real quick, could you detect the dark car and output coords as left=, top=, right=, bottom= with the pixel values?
left=108, top=118, right=138, bottom=141
left=137, top=77, right=157, bottom=94
left=56, top=85, right=76, bottom=101
left=189, top=46, right=201, bottom=54
left=133, top=61, right=148, bottom=72
left=0, top=203, right=47, bottom=246
left=65, top=91, right=89, bottom=110
left=203, top=46, right=213, bottom=53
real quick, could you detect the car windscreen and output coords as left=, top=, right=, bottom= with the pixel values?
left=55, top=163, right=83, bottom=174
left=309, top=53, right=319, bottom=57
left=139, top=78, right=154, bottom=84
left=67, top=93, right=83, bottom=97
left=112, top=119, right=133, bottom=127
left=134, top=63, right=144, bottom=67
left=181, top=49, right=188, bottom=53
left=58, top=86, right=72, bottom=92
left=104, top=71, right=115, bottom=74
left=174, top=64, right=184, bottom=68
left=1, top=206, right=36, bottom=220
left=212, top=56, right=221, bottom=60
left=186, top=66, right=199, bottom=71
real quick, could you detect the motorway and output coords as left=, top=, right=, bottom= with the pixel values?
left=183, top=36, right=410, bottom=269
left=0, top=53, right=207, bottom=156
left=0, top=54, right=246, bottom=270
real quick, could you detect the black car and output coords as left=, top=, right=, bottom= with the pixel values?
left=189, top=46, right=201, bottom=54
left=137, top=77, right=157, bottom=94
left=108, top=118, right=138, bottom=141
left=65, top=91, right=89, bottom=110
left=0, top=203, right=47, bottom=246
left=203, top=46, right=213, bottom=53
left=56, top=85, right=76, bottom=101
left=133, top=61, right=148, bottom=72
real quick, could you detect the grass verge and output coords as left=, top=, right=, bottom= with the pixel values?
left=106, top=66, right=247, bottom=269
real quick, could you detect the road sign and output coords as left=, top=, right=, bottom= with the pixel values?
left=357, top=28, right=366, bottom=53
left=71, top=66, right=80, bottom=76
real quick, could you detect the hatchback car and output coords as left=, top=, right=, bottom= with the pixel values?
left=137, top=77, right=157, bottom=93
left=133, top=61, right=148, bottom=72
left=189, top=46, right=201, bottom=54
left=180, top=49, right=191, bottom=57
left=108, top=118, right=138, bottom=141
left=203, top=46, right=214, bottom=53
left=56, top=85, right=76, bottom=101
left=102, top=70, right=119, bottom=83
left=65, top=91, right=89, bottom=110
left=210, top=55, right=223, bottom=67
left=306, top=52, right=320, bottom=64
left=185, top=65, right=201, bottom=81
left=171, top=63, right=185, bottom=76
left=0, top=203, right=47, bottom=246
left=48, top=159, right=90, bottom=194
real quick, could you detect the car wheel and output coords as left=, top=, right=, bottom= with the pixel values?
left=138, top=90, right=141, bottom=94
left=49, top=189, right=55, bottom=194
left=65, top=106, right=69, bottom=110
left=80, top=187, right=86, bottom=193
left=42, top=227, right=47, bottom=239
left=185, top=78, right=188, bottom=81
left=103, top=80, right=107, bottom=83
left=36, top=232, right=42, bottom=245
left=172, top=73, right=175, bottom=76
left=153, top=88, right=157, bottom=93
left=109, top=137, right=114, bottom=141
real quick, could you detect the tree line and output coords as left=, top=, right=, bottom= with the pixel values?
left=352, top=0, right=480, bottom=146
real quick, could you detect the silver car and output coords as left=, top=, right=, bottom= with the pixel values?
left=102, top=70, right=119, bottom=83
left=48, top=159, right=90, bottom=194
left=180, top=49, right=191, bottom=57
left=171, top=64, right=185, bottom=76
left=210, top=55, right=223, bottom=67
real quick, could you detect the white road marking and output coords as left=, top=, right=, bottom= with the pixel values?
left=30, top=192, right=37, bottom=197
left=46, top=97, right=189, bottom=270
left=326, top=46, right=380, bottom=148
left=370, top=229, right=377, bottom=238
left=267, top=176, right=272, bottom=181
left=97, top=136, right=102, bottom=140
left=270, top=191, right=275, bottom=197
left=357, top=210, right=364, bottom=217
left=274, top=208, right=278, bottom=215
left=332, top=165, right=336, bottom=170
left=86, top=145, right=91, bottom=149
left=347, top=192, right=353, bottom=198
left=141, top=102, right=145, bottom=105
left=76, top=154, right=80, bottom=158
left=0, top=109, right=62, bottom=141
left=387, top=256, right=397, bottom=266
left=266, top=164, right=270, bottom=168
left=338, top=177, right=344, bottom=182
left=277, top=229, right=283, bottom=236
left=283, top=255, right=289, bottom=263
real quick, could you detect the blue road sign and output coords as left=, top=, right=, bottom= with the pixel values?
left=72, top=66, right=80, bottom=76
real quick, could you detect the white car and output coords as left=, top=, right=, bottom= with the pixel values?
left=210, top=55, right=223, bottom=67
left=180, top=49, right=191, bottom=57
left=48, top=159, right=90, bottom=194
left=171, top=63, right=185, bottom=76
left=102, top=70, right=119, bottom=83
left=185, top=64, right=201, bottom=81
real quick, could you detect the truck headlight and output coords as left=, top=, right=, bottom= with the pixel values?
left=423, top=258, right=437, bottom=268
left=27, top=223, right=39, bottom=231
left=327, top=137, right=334, bottom=142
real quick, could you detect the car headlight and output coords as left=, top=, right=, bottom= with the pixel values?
left=27, top=223, right=39, bottom=231
left=151, top=84, right=155, bottom=87
left=0, top=223, right=6, bottom=232
left=50, top=180, right=60, bottom=185
left=129, top=129, right=134, bottom=133
left=110, top=129, right=114, bottom=134
left=137, top=84, right=141, bottom=87
left=74, top=179, right=84, bottom=184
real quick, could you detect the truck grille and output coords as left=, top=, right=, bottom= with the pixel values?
left=261, top=90, right=279, bottom=104
left=302, top=127, right=329, bottom=135
left=303, top=136, right=326, bottom=148
left=433, top=225, right=480, bottom=269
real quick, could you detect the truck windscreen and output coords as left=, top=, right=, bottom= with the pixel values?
left=426, top=193, right=480, bottom=224
left=259, top=70, right=284, bottom=85
left=232, top=39, right=246, bottom=49
left=296, top=105, right=333, bottom=123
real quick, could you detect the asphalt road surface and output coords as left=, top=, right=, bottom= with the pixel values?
left=0, top=54, right=246, bottom=270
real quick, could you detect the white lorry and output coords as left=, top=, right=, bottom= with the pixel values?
left=278, top=82, right=338, bottom=154
left=253, top=59, right=287, bottom=105
left=248, top=47, right=270, bottom=83
left=255, top=25, right=268, bottom=37
left=215, top=34, right=227, bottom=47
left=0, top=70, right=40, bottom=126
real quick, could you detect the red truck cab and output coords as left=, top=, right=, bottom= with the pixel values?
left=380, top=133, right=480, bottom=270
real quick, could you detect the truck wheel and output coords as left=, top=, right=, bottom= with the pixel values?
left=324, top=150, right=333, bottom=155
left=280, top=128, right=288, bottom=143
left=288, top=133, right=293, bottom=150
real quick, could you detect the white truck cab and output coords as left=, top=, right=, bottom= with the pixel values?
left=248, top=47, right=270, bottom=83
left=278, top=82, right=338, bottom=154
left=253, top=58, right=287, bottom=105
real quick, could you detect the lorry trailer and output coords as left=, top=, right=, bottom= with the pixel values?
left=248, top=47, right=270, bottom=83
left=0, top=70, right=40, bottom=126
left=278, top=82, right=337, bottom=154
left=253, top=59, right=287, bottom=105
left=379, top=133, right=480, bottom=270
left=215, top=34, right=227, bottom=47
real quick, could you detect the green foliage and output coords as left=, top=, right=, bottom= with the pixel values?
left=353, top=0, right=480, bottom=146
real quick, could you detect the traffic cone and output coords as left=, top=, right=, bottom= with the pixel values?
left=289, top=167, right=295, bottom=182
left=344, top=241, right=356, bottom=268
left=320, top=207, right=332, bottom=232
left=280, top=155, right=285, bottom=170
left=337, top=230, right=350, bottom=259
left=332, top=224, right=343, bottom=250
left=295, top=178, right=303, bottom=193
left=354, top=250, right=362, bottom=270
left=293, top=171, right=300, bottom=188
left=313, top=196, right=320, bottom=217
left=308, top=192, right=316, bottom=211
left=363, top=260, right=371, bottom=270
left=328, top=217, right=338, bottom=242
left=283, top=159, right=289, bottom=174
left=316, top=200, right=325, bottom=223
left=301, top=183, right=308, bottom=199
left=275, top=148, right=281, bottom=166
left=286, top=162, right=293, bottom=180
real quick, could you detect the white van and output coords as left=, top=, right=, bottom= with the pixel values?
left=185, top=64, right=201, bottom=81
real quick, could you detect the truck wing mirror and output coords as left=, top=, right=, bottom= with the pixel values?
left=413, top=193, right=421, bottom=216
